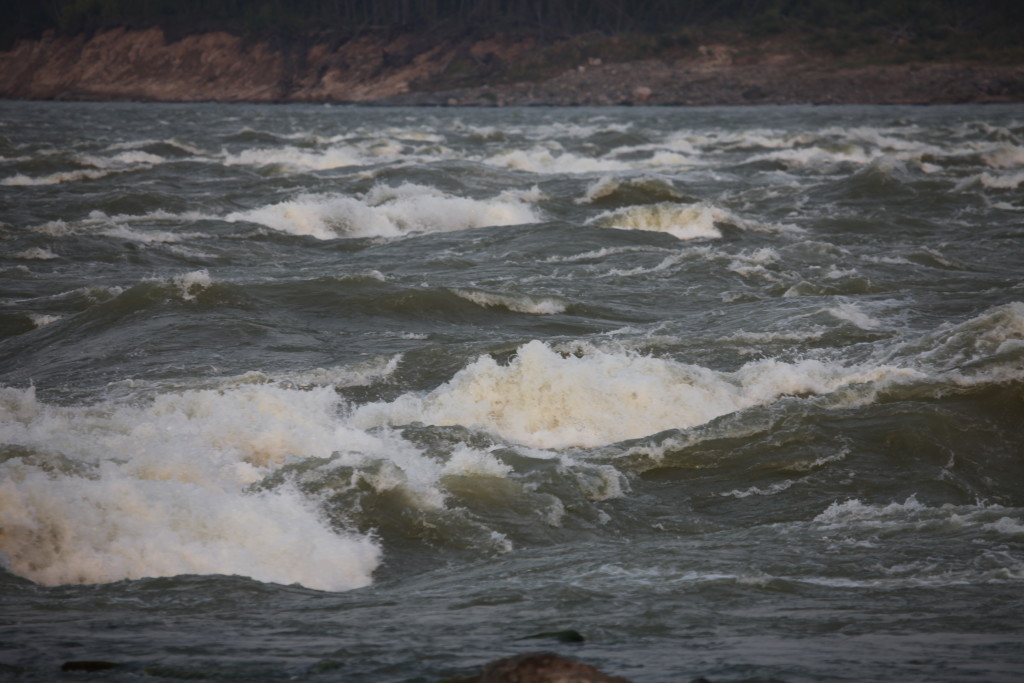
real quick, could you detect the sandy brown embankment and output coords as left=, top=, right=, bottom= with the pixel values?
left=2, top=26, right=1023, bottom=106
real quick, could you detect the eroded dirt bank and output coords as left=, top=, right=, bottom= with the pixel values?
left=2, top=27, right=1022, bottom=106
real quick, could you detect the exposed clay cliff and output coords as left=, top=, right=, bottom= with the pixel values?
left=1, top=27, right=1022, bottom=106
left=0, top=28, right=458, bottom=102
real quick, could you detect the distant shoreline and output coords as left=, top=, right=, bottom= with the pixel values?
left=2, top=27, right=1022, bottom=107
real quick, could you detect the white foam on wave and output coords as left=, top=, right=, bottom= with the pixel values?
left=828, top=302, right=883, bottom=330
left=100, top=225, right=187, bottom=244
left=634, top=132, right=702, bottom=157
left=0, top=384, right=384, bottom=590
left=724, top=326, right=829, bottom=347
left=914, top=301, right=1024, bottom=372
left=28, top=314, right=61, bottom=328
left=472, top=120, right=632, bottom=143
left=720, top=479, right=796, bottom=499
left=749, top=145, right=874, bottom=169
left=749, top=143, right=941, bottom=176
left=724, top=125, right=947, bottom=161
left=1, top=169, right=111, bottom=186
left=7, top=284, right=124, bottom=310
left=589, top=202, right=798, bottom=241
left=226, top=183, right=540, bottom=240
left=815, top=496, right=928, bottom=526
left=85, top=150, right=165, bottom=167
left=484, top=147, right=632, bottom=174
left=369, top=127, right=446, bottom=144
left=802, top=495, right=1024, bottom=586
left=577, top=176, right=625, bottom=204
left=452, top=289, right=567, bottom=315
left=223, top=146, right=366, bottom=171
left=30, top=220, right=72, bottom=236
left=981, top=144, right=1024, bottom=169
left=588, top=202, right=722, bottom=240
left=350, top=340, right=921, bottom=449
left=2, top=147, right=173, bottom=185
left=727, top=247, right=783, bottom=280
left=249, top=354, right=403, bottom=390
left=0, top=466, right=379, bottom=589
left=984, top=517, right=1024, bottom=534
left=27, top=210, right=207, bottom=244
left=0, top=359, right=538, bottom=589
left=13, top=247, right=58, bottom=261
left=976, top=171, right=1024, bottom=190
left=168, top=269, right=214, bottom=301
left=544, top=245, right=670, bottom=264
left=601, top=250, right=697, bottom=278
left=645, top=150, right=695, bottom=167
left=441, top=445, right=513, bottom=478
left=335, top=269, right=388, bottom=282
left=815, top=496, right=1024, bottom=537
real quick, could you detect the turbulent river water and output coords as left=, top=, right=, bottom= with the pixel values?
left=1, top=101, right=1023, bottom=682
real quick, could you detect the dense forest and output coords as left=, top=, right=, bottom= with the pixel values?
left=4, top=0, right=1023, bottom=55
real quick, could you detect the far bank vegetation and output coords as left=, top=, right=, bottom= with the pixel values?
left=5, top=0, right=1023, bottom=65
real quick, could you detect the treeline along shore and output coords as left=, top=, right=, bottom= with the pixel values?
left=2, top=0, right=1023, bottom=105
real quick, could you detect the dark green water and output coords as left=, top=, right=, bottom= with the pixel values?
left=1, top=101, right=1023, bottom=681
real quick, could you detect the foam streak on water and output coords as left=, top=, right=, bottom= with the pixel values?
left=1, top=102, right=1023, bottom=683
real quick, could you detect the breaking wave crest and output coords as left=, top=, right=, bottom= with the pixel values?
left=350, top=340, right=922, bottom=449
left=226, top=183, right=540, bottom=239
left=0, top=384, right=381, bottom=591
left=451, top=289, right=568, bottom=315
left=588, top=202, right=722, bottom=240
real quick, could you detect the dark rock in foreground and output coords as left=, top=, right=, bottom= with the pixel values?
left=60, top=661, right=121, bottom=672
left=479, top=652, right=633, bottom=683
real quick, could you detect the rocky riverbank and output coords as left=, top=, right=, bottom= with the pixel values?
left=2, top=26, right=1022, bottom=106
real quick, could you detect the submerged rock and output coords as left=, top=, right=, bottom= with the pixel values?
left=518, top=629, right=586, bottom=643
left=60, top=661, right=121, bottom=672
left=479, top=652, right=633, bottom=683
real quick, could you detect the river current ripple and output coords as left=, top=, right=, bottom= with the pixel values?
left=1, top=102, right=1023, bottom=681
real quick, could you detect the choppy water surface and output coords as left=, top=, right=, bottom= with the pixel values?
left=1, top=101, right=1023, bottom=682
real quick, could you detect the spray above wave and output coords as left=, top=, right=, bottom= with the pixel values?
left=225, top=183, right=540, bottom=239
left=350, top=340, right=921, bottom=449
